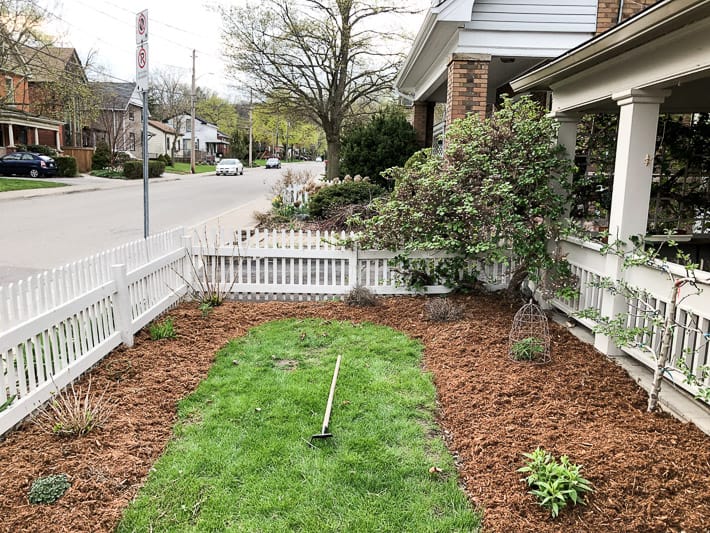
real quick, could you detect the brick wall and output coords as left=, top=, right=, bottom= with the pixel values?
left=446, top=54, right=490, bottom=125
left=596, top=0, right=663, bottom=34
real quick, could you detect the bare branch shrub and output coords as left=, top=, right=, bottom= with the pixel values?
left=345, top=286, right=378, bottom=307
left=34, top=378, right=112, bottom=437
left=425, top=297, right=463, bottom=322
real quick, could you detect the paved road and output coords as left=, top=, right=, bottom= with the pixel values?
left=0, top=161, right=324, bottom=285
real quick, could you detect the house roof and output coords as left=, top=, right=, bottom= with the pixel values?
left=149, top=119, right=177, bottom=135
left=511, top=0, right=710, bottom=93
left=92, top=82, right=141, bottom=111
left=18, top=46, right=87, bottom=83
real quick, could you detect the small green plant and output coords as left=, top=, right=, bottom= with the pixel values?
left=198, top=301, right=214, bottom=317
left=34, top=378, right=112, bottom=437
left=518, top=447, right=593, bottom=518
left=28, top=474, right=71, bottom=504
left=511, top=337, right=545, bottom=361
left=149, top=316, right=177, bottom=340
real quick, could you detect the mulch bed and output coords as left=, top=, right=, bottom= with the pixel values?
left=1, top=294, right=709, bottom=532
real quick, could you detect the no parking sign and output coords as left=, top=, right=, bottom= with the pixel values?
left=136, top=10, right=149, bottom=91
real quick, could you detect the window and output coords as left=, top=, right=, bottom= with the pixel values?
left=186, top=121, right=191, bottom=132
left=5, top=77, right=14, bottom=105
left=129, top=132, right=136, bottom=151
left=129, top=110, right=135, bottom=121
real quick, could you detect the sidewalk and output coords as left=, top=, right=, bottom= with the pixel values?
left=0, top=171, right=196, bottom=201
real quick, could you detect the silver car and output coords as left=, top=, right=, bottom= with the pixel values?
left=216, top=158, right=244, bottom=176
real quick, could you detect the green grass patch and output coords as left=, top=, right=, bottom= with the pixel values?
left=0, top=177, right=66, bottom=192
left=165, top=162, right=215, bottom=174
left=118, top=319, right=480, bottom=532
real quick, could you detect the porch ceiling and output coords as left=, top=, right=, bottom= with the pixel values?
left=510, top=0, right=710, bottom=114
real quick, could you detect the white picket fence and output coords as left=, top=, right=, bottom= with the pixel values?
left=189, top=228, right=512, bottom=300
left=6, top=225, right=707, bottom=437
left=281, top=184, right=310, bottom=206
left=0, top=228, right=189, bottom=435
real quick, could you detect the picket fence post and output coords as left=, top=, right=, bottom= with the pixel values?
left=111, top=264, right=134, bottom=347
left=181, top=235, right=194, bottom=292
left=349, top=242, right=359, bottom=288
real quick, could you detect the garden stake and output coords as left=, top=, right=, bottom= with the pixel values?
left=311, top=354, right=342, bottom=442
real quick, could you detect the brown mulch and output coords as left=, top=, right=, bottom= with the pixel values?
left=1, top=294, right=709, bottom=532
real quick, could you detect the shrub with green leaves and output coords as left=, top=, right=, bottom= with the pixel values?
left=308, top=181, right=385, bottom=218
left=360, top=96, right=574, bottom=295
left=149, top=316, right=177, bottom=340
left=28, top=474, right=71, bottom=504
left=340, top=106, right=419, bottom=188
left=123, top=160, right=165, bottom=179
left=511, top=336, right=545, bottom=361
left=17, top=143, right=57, bottom=157
left=92, top=140, right=111, bottom=170
left=55, top=156, right=77, bottom=177
left=518, top=447, right=593, bottom=518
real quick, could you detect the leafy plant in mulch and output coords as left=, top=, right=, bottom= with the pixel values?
left=33, top=378, right=112, bottom=437
left=518, top=448, right=593, bottom=518
left=28, top=474, right=71, bottom=504
left=149, top=316, right=177, bottom=340
left=510, top=337, right=545, bottom=361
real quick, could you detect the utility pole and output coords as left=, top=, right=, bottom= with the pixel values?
left=248, top=89, right=253, bottom=168
left=190, top=49, right=196, bottom=174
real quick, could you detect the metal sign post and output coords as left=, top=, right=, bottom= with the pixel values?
left=136, top=10, right=149, bottom=238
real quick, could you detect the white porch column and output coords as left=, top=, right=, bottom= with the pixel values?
left=594, top=89, right=669, bottom=355
left=550, top=111, right=580, bottom=163
left=550, top=111, right=580, bottom=211
left=33, top=128, right=39, bottom=144
left=8, top=124, right=14, bottom=147
left=55, top=130, right=61, bottom=150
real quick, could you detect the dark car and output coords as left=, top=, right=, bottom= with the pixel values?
left=265, top=157, right=281, bottom=169
left=0, top=151, right=57, bottom=178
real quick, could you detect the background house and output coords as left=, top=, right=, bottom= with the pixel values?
left=166, top=114, right=229, bottom=163
left=397, top=0, right=661, bottom=150
left=147, top=119, right=182, bottom=159
left=91, top=82, right=144, bottom=159
left=20, top=46, right=95, bottom=148
left=0, top=45, right=64, bottom=154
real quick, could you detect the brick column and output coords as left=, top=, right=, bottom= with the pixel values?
left=446, top=54, right=490, bottom=126
left=412, top=101, right=435, bottom=148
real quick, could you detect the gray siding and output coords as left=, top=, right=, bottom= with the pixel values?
left=469, top=0, right=597, bottom=32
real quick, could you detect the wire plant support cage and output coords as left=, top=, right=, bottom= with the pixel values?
left=509, top=299, right=551, bottom=364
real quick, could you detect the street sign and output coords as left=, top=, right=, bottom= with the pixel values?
left=136, top=10, right=148, bottom=44
left=136, top=43, right=149, bottom=91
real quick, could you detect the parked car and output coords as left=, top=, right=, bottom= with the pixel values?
left=265, top=157, right=281, bottom=169
left=315, top=156, right=323, bottom=162
left=0, top=151, right=57, bottom=178
left=215, top=158, right=244, bottom=176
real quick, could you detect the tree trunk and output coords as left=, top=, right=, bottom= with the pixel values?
left=326, top=139, right=340, bottom=181
left=506, top=263, right=529, bottom=298
left=648, top=281, right=681, bottom=412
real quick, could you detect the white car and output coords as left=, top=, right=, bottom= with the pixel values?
left=216, top=158, right=244, bottom=176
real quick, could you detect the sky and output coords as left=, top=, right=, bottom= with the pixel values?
left=44, top=0, right=430, bottom=102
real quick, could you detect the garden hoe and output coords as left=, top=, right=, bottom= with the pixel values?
left=311, top=354, right=342, bottom=442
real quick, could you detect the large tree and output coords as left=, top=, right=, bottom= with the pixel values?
left=147, top=68, right=191, bottom=158
left=220, top=0, right=413, bottom=179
